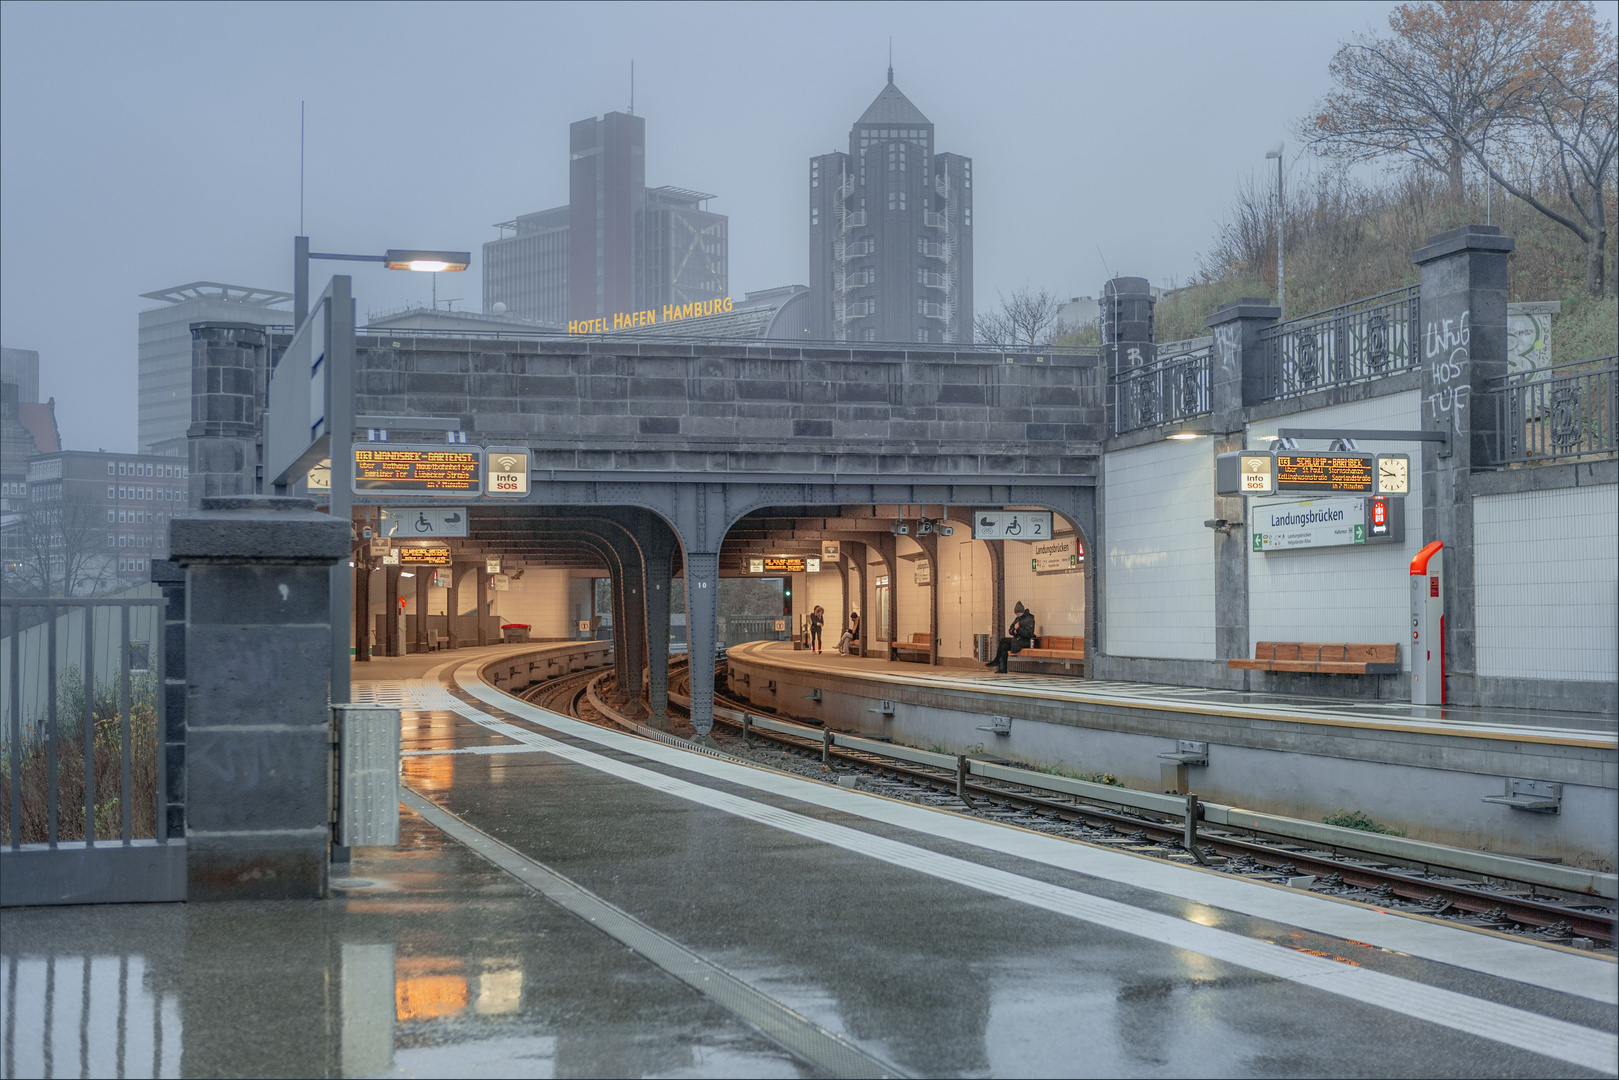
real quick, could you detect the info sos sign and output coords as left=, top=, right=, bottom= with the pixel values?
left=484, top=446, right=530, bottom=497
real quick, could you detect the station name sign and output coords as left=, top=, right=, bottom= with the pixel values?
left=1252, top=496, right=1404, bottom=551
left=569, top=297, right=736, bottom=335
left=1217, top=451, right=1409, bottom=497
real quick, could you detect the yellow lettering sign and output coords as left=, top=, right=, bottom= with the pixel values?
left=568, top=297, right=735, bottom=335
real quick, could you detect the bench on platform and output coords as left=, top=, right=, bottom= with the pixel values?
left=1017, top=635, right=1085, bottom=662
left=1229, top=641, right=1400, bottom=675
left=427, top=631, right=450, bottom=652
left=891, top=633, right=932, bottom=662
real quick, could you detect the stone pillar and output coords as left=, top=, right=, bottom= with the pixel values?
left=151, top=560, right=187, bottom=838
left=354, top=562, right=371, bottom=662
left=171, top=496, right=349, bottom=901
left=1412, top=225, right=1514, bottom=705
left=603, top=533, right=647, bottom=716
left=682, top=552, right=720, bottom=735
left=186, top=323, right=267, bottom=507
left=916, top=532, right=940, bottom=665
left=986, top=539, right=1005, bottom=646
left=1104, top=277, right=1157, bottom=435
left=1205, top=300, right=1281, bottom=670
left=476, top=567, right=489, bottom=646
left=446, top=564, right=462, bottom=649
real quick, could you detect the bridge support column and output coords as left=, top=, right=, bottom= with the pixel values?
left=414, top=567, right=428, bottom=655
left=682, top=552, right=720, bottom=735
left=640, top=527, right=676, bottom=729
left=384, top=566, right=401, bottom=657
left=602, top=533, right=647, bottom=718
left=476, top=567, right=489, bottom=646
left=171, top=495, right=349, bottom=901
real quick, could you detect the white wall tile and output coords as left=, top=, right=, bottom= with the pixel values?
left=1475, top=484, right=1618, bottom=681
left=1103, top=438, right=1216, bottom=659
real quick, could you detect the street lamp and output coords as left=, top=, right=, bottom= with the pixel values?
left=1265, top=142, right=1284, bottom=319
left=293, top=236, right=470, bottom=327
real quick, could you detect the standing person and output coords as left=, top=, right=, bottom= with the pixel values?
left=985, top=602, right=1036, bottom=673
left=810, top=605, right=825, bottom=652
left=837, top=610, right=860, bottom=655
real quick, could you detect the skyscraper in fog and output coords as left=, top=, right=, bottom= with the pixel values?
left=809, top=69, right=973, bottom=343
left=483, top=111, right=728, bottom=324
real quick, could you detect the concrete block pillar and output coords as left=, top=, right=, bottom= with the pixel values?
left=384, top=566, right=402, bottom=656
left=171, top=495, right=350, bottom=901
left=1412, top=225, right=1514, bottom=705
left=186, top=323, right=267, bottom=507
left=151, top=560, right=187, bottom=838
left=1104, top=277, right=1157, bottom=435
left=682, top=552, right=720, bottom=735
left=1205, top=299, right=1280, bottom=667
left=413, top=569, right=428, bottom=654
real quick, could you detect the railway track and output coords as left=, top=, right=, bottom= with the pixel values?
left=504, top=657, right=1617, bottom=950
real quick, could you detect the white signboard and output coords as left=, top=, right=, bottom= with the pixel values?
left=578, top=620, right=591, bottom=634
left=491, top=573, right=511, bottom=591
left=1241, top=453, right=1274, bottom=495
left=485, top=446, right=530, bottom=497
left=1252, top=497, right=1367, bottom=552
left=486, top=558, right=501, bottom=574
left=748, top=558, right=765, bottom=574
left=379, top=507, right=468, bottom=538
left=821, top=540, right=841, bottom=561
left=806, top=557, right=822, bottom=573
left=1030, top=537, right=1082, bottom=572
left=382, top=550, right=400, bottom=566
left=369, top=538, right=392, bottom=557
left=773, top=619, right=787, bottom=632
left=914, top=558, right=932, bottom=586
left=972, top=510, right=1053, bottom=541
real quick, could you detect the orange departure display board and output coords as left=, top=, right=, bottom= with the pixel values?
left=353, top=445, right=481, bottom=494
left=398, top=546, right=452, bottom=565
left=1275, top=452, right=1376, bottom=494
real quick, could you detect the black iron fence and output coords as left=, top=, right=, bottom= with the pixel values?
left=1256, top=285, right=1420, bottom=402
left=1483, top=355, right=1617, bottom=466
left=1111, top=345, right=1212, bottom=435
left=2, top=595, right=183, bottom=906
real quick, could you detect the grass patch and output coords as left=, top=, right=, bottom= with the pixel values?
left=1322, top=809, right=1405, bottom=836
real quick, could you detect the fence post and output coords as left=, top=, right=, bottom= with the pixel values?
left=151, top=560, right=186, bottom=839
left=171, top=495, right=349, bottom=901
left=1412, top=225, right=1514, bottom=707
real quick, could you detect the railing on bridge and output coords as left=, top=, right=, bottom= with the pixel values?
left=1255, top=285, right=1420, bottom=402
left=718, top=615, right=789, bottom=648
left=1482, top=355, right=1617, bottom=467
left=2, top=595, right=181, bottom=907
left=1111, top=343, right=1213, bottom=435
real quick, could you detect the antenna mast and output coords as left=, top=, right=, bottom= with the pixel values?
left=299, top=101, right=305, bottom=234
left=629, top=61, right=635, bottom=114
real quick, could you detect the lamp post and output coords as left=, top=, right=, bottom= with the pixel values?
left=288, top=237, right=469, bottom=702
left=293, top=236, right=470, bottom=327
left=1265, top=143, right=1284, bottom=319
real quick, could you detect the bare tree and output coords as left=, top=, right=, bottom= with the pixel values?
left=974, top=286, right=1073, bottom=347
left=1, top=492, right=117, bottom=597
left=1301, top=2, right=1589, bottom=201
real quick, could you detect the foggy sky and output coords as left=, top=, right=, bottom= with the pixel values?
left=2, top=0, right=1453, bottom=452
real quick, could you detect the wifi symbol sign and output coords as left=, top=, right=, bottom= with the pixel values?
left=497, top=455, right=519, bottom=472
left=488, top=450, right=527, bottom=495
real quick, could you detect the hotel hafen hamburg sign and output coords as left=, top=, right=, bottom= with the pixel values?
left=568, top=297, right=736, bottom=335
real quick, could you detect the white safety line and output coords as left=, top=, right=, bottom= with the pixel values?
left=441, top=661, right=1619, bottom=1008
left=403, top=666, right=1618, bottom=1075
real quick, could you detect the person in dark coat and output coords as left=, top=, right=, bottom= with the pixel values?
left=986, top=602, right=1036, bottom=673
left=810, top=606, right=825, bottom=652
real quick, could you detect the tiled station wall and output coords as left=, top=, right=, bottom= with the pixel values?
left=1474, top=483, right=1618, bottom=682
left=1246, top=391, right=1425, bottom=669
left=368, top=567, right=576, bottom=638
left=1102, top=437, right=1216, bottom=660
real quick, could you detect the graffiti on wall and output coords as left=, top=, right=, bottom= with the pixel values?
left=1425, top=310, right=1470, bottom=431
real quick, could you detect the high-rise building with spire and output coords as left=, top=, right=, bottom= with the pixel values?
left=808, top=68, right=973, bottom=343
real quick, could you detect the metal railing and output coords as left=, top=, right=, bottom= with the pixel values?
left=1484, top=355, right=1617, bottom=466
left=1111, top=344, right=1213, bottom=434
left=1255, top=285, right=1419, bottom=402
left=3, top=596, right=167, bottom=847
left=718, top=615, right=790, bottom=647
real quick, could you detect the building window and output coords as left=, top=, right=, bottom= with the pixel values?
left=107, top=463, right=115, bottom=475
left=863, top=328, right=877, bottom=341
left=811, top=208, right=819, bottom=226
left=107, top=509, right=115, bottom=523
left=108, top=485, right=115, bottom=498
left=964, top=207, right=971, bottom=226
left=917, top=329, right=929, bottom=342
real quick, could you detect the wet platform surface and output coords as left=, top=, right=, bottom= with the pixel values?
left=4, top=648, right=1614, bottom=1078
left=728, top=641, right=1618, bottom=743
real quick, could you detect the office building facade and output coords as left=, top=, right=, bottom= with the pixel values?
left=138, top=283, right=291, bottom=455
left=809, top=72, right=973, bottom=343
left=483, top=112, right=728, bottom=325
left=1, top=348, right=57, bottom=515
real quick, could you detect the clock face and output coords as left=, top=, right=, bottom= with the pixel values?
left=1378, top=456, right=1409, bottom=495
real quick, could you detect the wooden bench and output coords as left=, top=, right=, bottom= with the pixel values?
left=427, top=631, right=450, bottom=652
left=890, top=633, right=932, bottom=662
left=1229, top=641, right=1400, bottom=675
left=1017, top=635, right=1085, bottom=662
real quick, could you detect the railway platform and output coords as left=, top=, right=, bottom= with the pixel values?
left=4, top=644, right=1614, bottom=1077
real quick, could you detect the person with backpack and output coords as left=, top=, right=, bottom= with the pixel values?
left=985, top=602, right=1036, bottom=673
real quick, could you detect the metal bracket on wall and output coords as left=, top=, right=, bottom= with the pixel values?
left=1157, top=740, right=1209, bottom=766
left=804, top=688, right=822, bottom=703
left=867, top=699, right=896, bottom=717
left=974, top=715, right=1013, bottom=737
left=1482, top=777, right=1562, bottom=814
